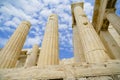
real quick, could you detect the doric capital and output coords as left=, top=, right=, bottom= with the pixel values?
left=103, top=8, right=116, bottom=19
left=105, top=8, right=116, bottom=16
left=48, top=14, right=58, bottom=21
left=71, top=2, right=84, bottom=26
left=21, top=21, right=31, bottom=27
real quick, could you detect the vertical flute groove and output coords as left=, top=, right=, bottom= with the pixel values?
left=37, top=14, right=59, bottom=67
left=73, top=6, right=110, bottom=63
left=0, top=21, right=31, bottom=68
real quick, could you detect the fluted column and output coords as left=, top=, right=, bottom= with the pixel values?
left=23, top=50, right=31, bottom=67
left=106, top=12, right=120, bottom=35
left=24, top=44, right=39, bottom=68
left=0, top=21, right=31, bottom=68
left=72, top=25, right=86, bottom=63
left=37, top=14, right=59, bottom=67
left=73, top=6, right=110, bottom=63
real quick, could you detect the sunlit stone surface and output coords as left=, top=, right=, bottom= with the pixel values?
left=0, top=1, right=120, bottom=80
left=37, top=14, right=59, bottom=67
left=0, top=21, right=31, bottom=68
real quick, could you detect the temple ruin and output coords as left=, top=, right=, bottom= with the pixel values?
left=0, top=0, right=120, bottom=80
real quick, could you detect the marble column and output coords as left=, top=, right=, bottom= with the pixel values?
left=73, top=6, right=110, bottom=63
left=37, top=14, right=59, bottom=67
left=23, top=50, right=31, bottom=67
left=106, top=12, right=120, bottom=35
left=24, top=44, right=39, bottom=68
left=0, top=21, right=31, bottom=68
left=72, top=25, right=86, bottom=63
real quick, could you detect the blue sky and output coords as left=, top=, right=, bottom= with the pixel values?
left=0, top=0, right=120, bottom=59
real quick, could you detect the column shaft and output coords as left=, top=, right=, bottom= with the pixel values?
left=24, top=44, right=39, bottom=67
left=73, top=25, right=86, bottom=62
left=23, top=50, right=31, bottom=67
left=100, top=31, right=120, bottom=59
left=106, top=12, right=120, bottom=35
left=37, top=14, right=59, bottom=67
left=0, top=21, right=31, bottom=68
left=74, top=6, right=110, bottom=63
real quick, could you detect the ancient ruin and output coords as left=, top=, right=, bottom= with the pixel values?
left=0, top=0, right=120, bottom=80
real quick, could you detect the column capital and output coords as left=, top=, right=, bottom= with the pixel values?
left=71, top=2, right=84, bottom=26
left=21, top=21, right=31, bottom=28
left=48, top=14, right=58, bottom=21
left=33, top=44, right=39, bottom=48
left=71, top=2, right=83, bottom=10
left=104, top=8, right=116, bottom=17
left=49, top=14, right=58, bottom=18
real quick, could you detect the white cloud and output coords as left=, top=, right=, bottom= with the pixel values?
left=84, top=2, right=94, bottom=20
left=0, top=25, right=15, bottom=32
left=24, top=35, right=43, bottom=47
left=42, top=0, right=61, bottom=4
left=40, top=8, right=53, bottom=18
left=59, top=24, right=68, bottom=30
left=0, top=4, right=31, bottom=20
left=4, top=21, right=17, bottom=27
left=12, top=17, right=21, bottom=25
left=0, top=0, right=95, bottom=59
